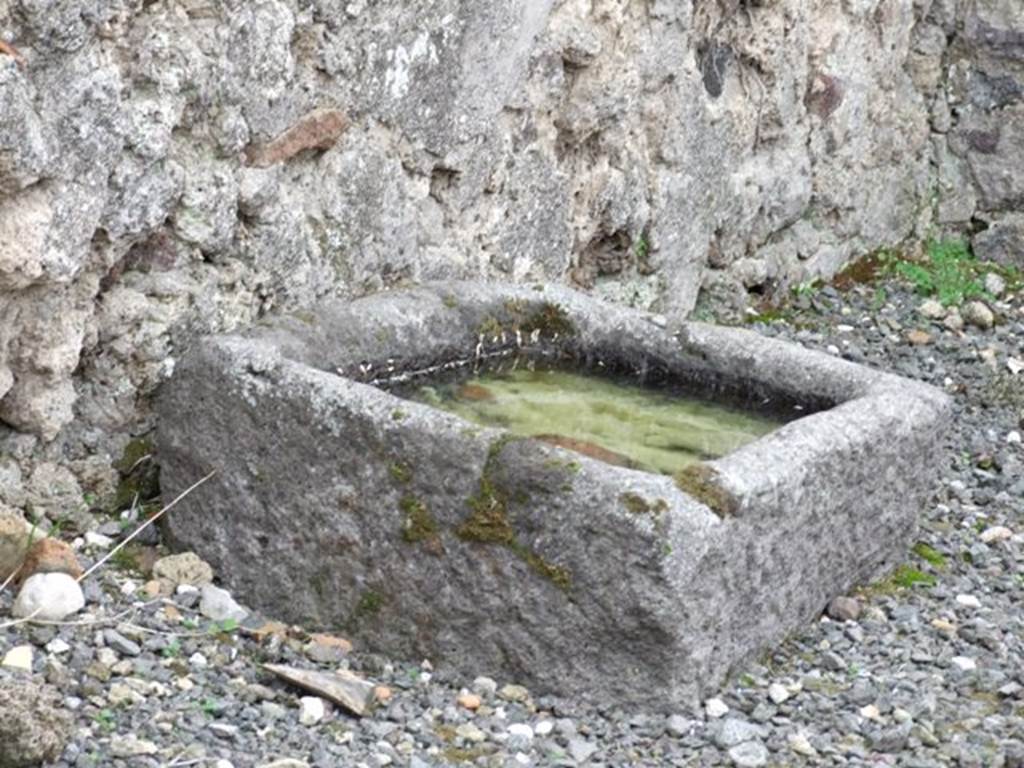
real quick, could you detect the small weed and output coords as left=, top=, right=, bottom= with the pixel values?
left=912, top=542, right=947, bottom=569
left=161, top=639, right=182, bottom=658
left=390, top=409, right=407, bottom=422
left=182, top=618, right=198, bottom=630
left=870, top=287, right=887, bottom=311
left=890, top=565, right=937, bottom=589
left=207, top=619, right=239, bottom=637
left=634, top=235, right=650, bottom=261
left=863, top=564, right=938, bottom=596
left=355, top=590, right=384, bottom=618
left=895, top=239, right=986, bottom=307
left=94, top=709, right=116, bottom=732
left=199, top=698, right=219, bottom=717
left=791, top=279, right=820, bottom=298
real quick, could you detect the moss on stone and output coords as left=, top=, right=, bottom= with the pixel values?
left=673, top=464, right=738, bottom=517
left=477, top=301, right=575, bottom=341
left=520, top=302, right=575, bottom=337
left=400, top=495, right=440, bottom=546
left=391, top=409, right=407, bottom=421
left=620, top=492, right=669, bottom=516
left=388, top=462, right=412, bottom=484
left=457, top=436, right=572, bottom=591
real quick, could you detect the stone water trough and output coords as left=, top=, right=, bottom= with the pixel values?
left=157, top=282, right=951, bottom=707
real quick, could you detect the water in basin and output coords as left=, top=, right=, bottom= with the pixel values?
left=412, top=367, right=782, bottom=475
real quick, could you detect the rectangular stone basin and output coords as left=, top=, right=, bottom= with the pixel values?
left=156, top=282, right=952, bottom=708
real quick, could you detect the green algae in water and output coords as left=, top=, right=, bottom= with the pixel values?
left=414, top=369, right=781, bottom=475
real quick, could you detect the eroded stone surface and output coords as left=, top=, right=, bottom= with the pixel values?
left=157, top=283, right=952, bottom=706
left=0, top=1, right=1017, bottom=544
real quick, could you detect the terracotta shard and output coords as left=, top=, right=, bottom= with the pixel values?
left=263, top=663, right=376, bottom=716
left=245, top=108, right=349, bottom=168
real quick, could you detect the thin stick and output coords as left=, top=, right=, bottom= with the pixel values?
left=77, top=470, right=216, bottom=583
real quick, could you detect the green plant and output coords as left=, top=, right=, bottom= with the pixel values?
left=199, top=698, right=218, bottom=717
left=94, top=709, right=116, bottom=732
left=161, top=639, right=182, bottom=658
left=912, top=542, right=947, bottom=569
left=890, top=565, right=937, bottom=589
left=895, top=239, right=985, bottom=306
left=634, top=235, right=649, bottom=261
left=207, top=618, right=239, bottom=636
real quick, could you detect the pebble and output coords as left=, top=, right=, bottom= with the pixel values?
left=705, top=697, right=730, bottom=718
left=963, top=300, right=995, bottom=329
left=471, top=676, right=498, bottom=696
left=12, top=572, right=85, bottom=621
left=918, top=299, right=945, bottom=319
left=666, top=714, right=693, bottom=737
left=955, top=593, right=982, bottom=608
left=455, top=723, right=486, bottom=743
left=767, top=683, right=790, bottom=704
left=109, top=735, right=158, bottom=757
left=567, top=737, right=597, bottom=763
left=1, top=644, right=33, bottom=671
left=714, top=718, right=767, bottom=748
left=979, top=525, right=1012, bottom=543
left=826, top=595, right=862, bottom=621
left=299, top=696, right=325, bottom=726
left=788, top=732, right=817, bottom=757
left=83, top=531, right=114, bottom=549
left=728, top=740, right=768, bottom=767
left=498, top=684, right=530, bottom=703
left=984, top=272, right=1006, bottom=297
left=457, top=692, right=481, bottom=711
left=507, top=723, right=534, bottom=740
left=951, top=656, right=977, bottom=671
left=199, top=584, right=249, bottom=622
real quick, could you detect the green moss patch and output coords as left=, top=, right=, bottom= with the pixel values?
left=673, top=464, right=738, bottom=517
left=476, top=301, right=576, bottom=340
left=457, top=437, right=573, bottom=591
left=354, top=590, right=384, bottom=619
left=388, top=462, right=412, bottom=484
left=620, top=492, right=669, bottom=516
left=912, top=542, right=947, bottom=568
left=400, top=496, right=440, bottom=548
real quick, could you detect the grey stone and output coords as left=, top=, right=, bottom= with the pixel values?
left=728, top=740, right=768, bottom=768
left=12, top=572, right=85, bottom=622
left=0, top=0, right=938, bottom=446
left=827, top=596, right=862, bottom=622
left=973, top=214, right=1024, bottom=269
left=103, top=629, right=141, bottom=657
left=199, top=584, right=249, bottom=623
left=157, top=282, right=952, bottom=708
left=713, top=718, right=768, bottom=749
left=0, top=671, right=74, bottom=768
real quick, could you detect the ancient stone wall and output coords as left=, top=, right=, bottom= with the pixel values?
left=0, top=0, right=1019, bottom=504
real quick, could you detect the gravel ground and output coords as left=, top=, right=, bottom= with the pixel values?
left=2, top=270, right=1022, bottom=768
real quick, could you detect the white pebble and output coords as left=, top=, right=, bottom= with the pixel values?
left=1, top=644, right=33, bottom=671
left=46, top=638, right=71, bottom=655
left=507, top=723, right=534, bottom=740
left=12, top=573, right=85, bottom=621
left=189, top=652, right=208, bottom=668
left=980, top=526, right=1012, bottom=544
left=951, top=656, right=977, bottom=671
left=767, top=683, right=791, bottom=704
left=84, top=531, right=114, bottom=549
left=299, top=696, right=326, bottom=726
left=1007, top=431, right=1022, bottom=445
left=955, top=594, right=982, bottom=609
left=534, top=720, right=553, bottom=737
left=705, top=697, right=729, bottom=718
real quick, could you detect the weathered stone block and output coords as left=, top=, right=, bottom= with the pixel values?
left=158, top=283, right=950, bottom=707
